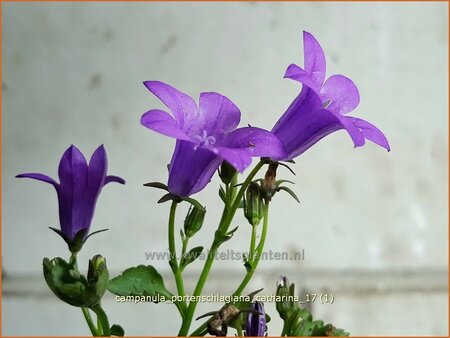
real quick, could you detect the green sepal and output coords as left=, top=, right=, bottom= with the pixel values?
left=143, top=182, right=168, bottom=191
left=49, top=227, right=108, bottom=254
left=277, top=186, right=300, bottom=203
left=219, top=161, right=237, bottom=185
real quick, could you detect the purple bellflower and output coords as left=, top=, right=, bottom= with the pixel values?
left=272, top=31, right=390, bottom=160
left=17, top=145, right=125, bottom=251
left=141, top=81, right=286, bottom=197
left=246, top=301, right=266, bottom=336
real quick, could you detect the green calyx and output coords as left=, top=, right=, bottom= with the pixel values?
left=184, top=205, right=206, bottom=238
left=243, top=182, right=265, bottom=227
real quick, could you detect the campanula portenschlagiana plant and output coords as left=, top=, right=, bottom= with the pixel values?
left=18, top=30, right=387, bottom=337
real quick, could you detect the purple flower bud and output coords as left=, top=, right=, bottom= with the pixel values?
left=246, top=301, right=266, bottom=336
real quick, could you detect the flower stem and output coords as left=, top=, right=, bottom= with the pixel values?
left=81, top=307, right=99, bottom=336
left=90, top=303, right=110, bottom=336
left=168, top=200, right=187, bottom=312
left=179, top=160, right=266, bottom=336
left=249, top=225, right=257, bottom=261
left=232, top=200, right=269, bottom=298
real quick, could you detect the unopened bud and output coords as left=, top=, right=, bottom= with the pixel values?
left=244, top=182, right=264, bottom=226
left=43, top=255, right=109, bottom=308
left=184, top=205, right=206, bottom=238
left=276, top=275, right=298, bottom=320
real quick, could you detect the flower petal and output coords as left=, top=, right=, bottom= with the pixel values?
left=209, top=146, right=252, bottom=173
left=198, top=92, right=240, bottom=136
left=57, top=145, right=89, bottom=240
left=303, top=31, right=326, bottom=86
left=168, top=140, right=222, bottom=197
left=141, top=109, right=190, bottom=140
left=272, top=87, right=349, bottom=160
left=349, top=117, right=391, bottom=151
left=320, top=75, right=360, bottom=115
left=224, top=127, right=286, bottom=159
left=16, top=173, right=58, bottom=187
left=88, top=145, right=108, bottom=190
left=143, top=81, right=198, bottom=131
left=284, top=63, right=321, bottom=94
left=333, top=114, right=365, bottom=148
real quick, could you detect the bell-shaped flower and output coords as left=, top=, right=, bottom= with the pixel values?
left=17, top=145, right=125, bottom=251
left=141, top=81, right=286, bottom=197
left=272, top=31, right=390, bottom=160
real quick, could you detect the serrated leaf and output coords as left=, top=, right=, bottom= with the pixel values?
left=143, top=182, right=168, bottom=191
left=110, top=324, right=125, bottom=336
left=107, top=265, right=173, bottom=302
left=180, top=246, right=204, bottom=271
left=277, top=186, right=300, bottom=203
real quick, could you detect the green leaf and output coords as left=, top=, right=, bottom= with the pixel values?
left=107, top=265, right=173, bottom=302
left=143, top=182, right=168, bottom=191
left=180, top=246, right=204, bottom=271
left=110, top=324, right=125, bottom=336
left=277, top=186, right=300, bottom=203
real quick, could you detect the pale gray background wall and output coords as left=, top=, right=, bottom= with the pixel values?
left=3, top=2, right=448, bottom=336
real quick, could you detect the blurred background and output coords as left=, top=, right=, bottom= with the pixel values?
left=2, top=2, right=448, bottom=336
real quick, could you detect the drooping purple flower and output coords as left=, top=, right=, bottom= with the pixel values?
left=16, top=145, right=125, bottom=248
left=141, top=81, right=286, bottom=197
left=246, top=301, right=266, bottom=336
left=272, top=31, right=390, bottom=160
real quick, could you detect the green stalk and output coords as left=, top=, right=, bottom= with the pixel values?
left=90, top=303, right=110, bottom=336
left=249, top=225, right=257, bottom=262
left=168, top=200, right=187, bottom=312
left=81, top=307, right=99, bottom=336
left=232, top=201, right=269, bottom=298
left=179, top=160, right=265, bottom=336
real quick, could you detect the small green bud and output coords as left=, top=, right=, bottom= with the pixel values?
left=43, top=255, right=109, bottom=308
left=219, top=161, right=237, bottom=185
left=184, top=205, right=206, bottom=238
left=243, top=182, right=264, bottom=226
left=275, top=275, right=298, bottom=320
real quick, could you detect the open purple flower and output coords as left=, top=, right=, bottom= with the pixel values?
left=246, top=301, right=266, bottom=336
left=272, top=31, right=390, bottom=160
left=16, top=145, right=125, bottom=251
left=141, top=81, right=286, bottom=197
